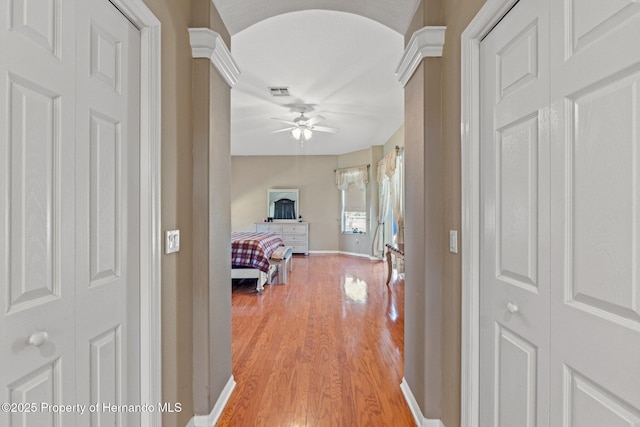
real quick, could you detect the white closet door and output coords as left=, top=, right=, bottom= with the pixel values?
left=74, top=0, right=141, bottom=425
left=0, top=1, right=78, bottom=425
left=549, top=1, right=640, bottom=424
left=0, top=0, right=141, bottom=425
left=479, top=0, right=551, bottom=425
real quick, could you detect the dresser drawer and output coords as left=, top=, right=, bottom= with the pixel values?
left=288, top=244, right=308, bottom=254
left=256, top=223, right=282, bottom=233
left=282, top=234, right=307, bottom=244
left=282, top=223, right=307, bottom=234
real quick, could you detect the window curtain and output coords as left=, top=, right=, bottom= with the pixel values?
left=390, top=151, right=404, bottom=245
left=335, top=165, right=369, bottom=191
left=372, top=166, right=390, bottom=257
left=372, top=149, right=403, bottom=257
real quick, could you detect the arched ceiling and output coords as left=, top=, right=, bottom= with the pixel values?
left=230, top=10, right=406, bottom=156
left=212, top=0, right=421, bottom=35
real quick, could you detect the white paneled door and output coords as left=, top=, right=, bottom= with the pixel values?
left=480, top=0, right=550, bottom=425
left=548, top=0, right=640, bottom=425
left=0, top=0, right=141, bottom=425
left=480, top=0, right=640, bottom=426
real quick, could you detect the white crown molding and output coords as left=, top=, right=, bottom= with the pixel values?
left=396, top=26, right=446, bottom=87
left=186, top=375, right=236, bottom=427
left=188, top=28, right=241, bottom=88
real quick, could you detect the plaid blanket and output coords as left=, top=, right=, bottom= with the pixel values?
left=231, top=232, right=284, bottom=273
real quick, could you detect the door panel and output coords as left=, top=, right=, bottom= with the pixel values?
left=496, top=114, right=539, bottom=292
left=550, top=0, right=640, bottom=423
left=569, top=72, right=640, bottom=326
left=8, top=77, right=59, bottom=310
left=480, top=0, right=550, bottom=425
left=89, top=327, right=122, bottom=426
left=9, top=0, right=60, bottom=57
left=1, top=0, right=140, bottom=425
left=75, top=0, right=140, bottom=425
left=8, top=361, right=61, bottom=427
left=565, top=367, right=640, bottom=427
left=0, top=0, right=76, bottom=424
left=495, top=325, right=538, bottom=427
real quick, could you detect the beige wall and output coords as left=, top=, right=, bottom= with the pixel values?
left=439, top=1, right=487, bottom=425
left=231, top=156, right=341, bottom=251
left=139, top=0, right=194, bottom=425
left=139, top=0, right=233, bottom=425
left=231, top=140, right=398, bottom=258
left=191, top=0, right=234, bottom=418
left=384, top=124, right=405, bottom=155
left=403, top=1, right=487, bottom=426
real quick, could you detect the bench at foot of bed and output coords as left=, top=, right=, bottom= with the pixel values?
left=270, top=246, right=293, bottom=284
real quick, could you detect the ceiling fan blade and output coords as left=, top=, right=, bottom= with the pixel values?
left=271, top=127, right=296, bottom=134
left=305, top=115, right=325, bottom=126
left=271, top=118, right=297, bottom=126
left=312, top=125, right=338, bottom=133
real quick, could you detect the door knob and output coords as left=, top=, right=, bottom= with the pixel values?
left=28, top=331, right=49, bottom=347
left=507, top=302, right=519, bottom=314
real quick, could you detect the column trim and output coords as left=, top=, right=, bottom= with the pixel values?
left=188, top=28, right=241, bottom=88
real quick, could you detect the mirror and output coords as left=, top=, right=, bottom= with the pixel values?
left=267, top=189, right=299, bottom=220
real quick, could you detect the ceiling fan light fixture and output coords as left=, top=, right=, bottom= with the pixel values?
left=303, top=129, right=312, bottom=140
left=291, top=128, right=302, bottom=140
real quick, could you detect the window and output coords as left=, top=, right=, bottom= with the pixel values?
left=342, top=184, right=366, bottom=234
left=335, top=165, right=369, bottom=234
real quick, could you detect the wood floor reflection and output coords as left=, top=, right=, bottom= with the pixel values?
left=217, top=254, right=414, bottom=427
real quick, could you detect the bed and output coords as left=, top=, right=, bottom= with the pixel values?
left=231, top=231, right=284, bottom=292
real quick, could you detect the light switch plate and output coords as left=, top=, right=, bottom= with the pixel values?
left=449, top=230, right=458, bottom=254
left=166, top=230, right=180, bottom=254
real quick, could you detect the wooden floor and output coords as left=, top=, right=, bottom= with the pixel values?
left=217, top=254, right=414, bottom=427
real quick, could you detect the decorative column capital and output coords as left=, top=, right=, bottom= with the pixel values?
left=396, top=26, right=446, bottom=87
left=188, top=28, right=241, bottom=88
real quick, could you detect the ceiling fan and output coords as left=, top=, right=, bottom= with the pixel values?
left=271, top=112, right=338, bottom=142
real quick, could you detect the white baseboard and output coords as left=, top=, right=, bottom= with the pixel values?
left=401, top=378, right=446, bottom=427
left=186, top=375, right=236, bottom=427
left=309, top=250, right=381, bottom=261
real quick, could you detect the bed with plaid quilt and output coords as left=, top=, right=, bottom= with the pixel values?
left=231, top=232, right=284, bottom=273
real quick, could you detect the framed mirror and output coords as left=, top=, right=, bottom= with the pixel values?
left=267, top=189, right=299, bottom=220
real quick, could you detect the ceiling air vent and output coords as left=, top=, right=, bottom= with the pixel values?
left=268, top=87, right=290, bottom=97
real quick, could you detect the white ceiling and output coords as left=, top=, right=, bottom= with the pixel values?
left=213, top=0, right=420, bottom=36
left=228, top=9, right=407, bottom=156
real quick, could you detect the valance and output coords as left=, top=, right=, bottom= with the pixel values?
left=377, top=148, right=398, bottom=183
left=335, top=165, right=369, bottom=191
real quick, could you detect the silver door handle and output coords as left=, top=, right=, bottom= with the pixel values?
left=507, top=302, right=519, bottom=314
left=28, top=331, right=49, bottom=347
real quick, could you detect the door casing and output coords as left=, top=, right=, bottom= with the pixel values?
left=101, top=1, right=162, bottom=426
left=460, top=0, right=522, bottom=426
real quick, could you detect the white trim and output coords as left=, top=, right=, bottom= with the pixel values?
left=396, top=26, right=447, bottom=87
left=460, top=1, right=519, bottom=427
left=188, top=28, right=240, bottom=88
left=186, top=376, right=236, bottom=427
left=109, top=1, right=162, bottom=426
left=400, top=378, right=446, bottom=427
left=308, top=250, right=380, bottom=261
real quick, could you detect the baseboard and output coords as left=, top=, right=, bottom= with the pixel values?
left=400, top=378, right=446, bottom=427
left=309, top=250, right=381, bottom=261
left=186, top=375, right=236, bottom=427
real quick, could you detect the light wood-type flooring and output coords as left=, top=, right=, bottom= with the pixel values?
left=217, top=254, right=414, bottom=427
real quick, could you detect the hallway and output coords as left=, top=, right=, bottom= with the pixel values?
left=218, top=255, right=414, bottom=426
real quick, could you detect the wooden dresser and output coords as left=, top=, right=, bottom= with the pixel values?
left=256, top=222, right=309, bottom=255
